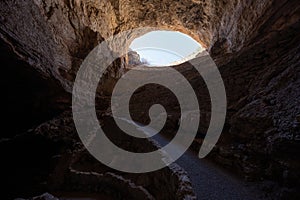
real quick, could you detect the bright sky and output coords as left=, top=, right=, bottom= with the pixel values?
left=130, top=31, right=203, bottom=66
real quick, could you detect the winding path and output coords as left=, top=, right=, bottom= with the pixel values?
left=133, top=121, right=266, bottom=200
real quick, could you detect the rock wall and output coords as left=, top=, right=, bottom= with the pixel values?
left=1, top=0, right=295, bottom=88
left=1, top=0, right=300, bottom=199
left=1, top=112, right=196, bottom=199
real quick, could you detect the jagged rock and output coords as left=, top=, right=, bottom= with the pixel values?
left=2, top=112, right=196, bottom=199
left=0, top=0, right=299, bottom=199
left=128, top=50, right=142, bottom=66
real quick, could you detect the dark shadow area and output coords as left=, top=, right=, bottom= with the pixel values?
left=0, top=39, right=71, bottom=138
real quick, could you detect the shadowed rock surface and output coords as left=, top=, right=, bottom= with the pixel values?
left=0, top=0, right=299, bottom=199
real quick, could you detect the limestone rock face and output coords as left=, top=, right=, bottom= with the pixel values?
left=1, top=112, right=196, bottom=199
left=0, top=0, right=300, bottom=199
left=1, top=0, right=297, bottom=88
left=128, top=50, right=142, bottom=66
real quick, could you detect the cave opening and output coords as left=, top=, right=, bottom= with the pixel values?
left=128, top=30, right=204, bottom=67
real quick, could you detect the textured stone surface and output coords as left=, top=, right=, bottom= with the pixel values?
left=1, top=0, right=296, bottom=88
left=1, top=0, right=300, bottom=199
left=1, top=112, right=195, bottom=199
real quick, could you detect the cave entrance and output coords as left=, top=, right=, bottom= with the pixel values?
left=128, top=31, right=204, bottom=67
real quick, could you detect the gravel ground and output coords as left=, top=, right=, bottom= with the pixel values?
left=149, top=129, right=267, bottom=200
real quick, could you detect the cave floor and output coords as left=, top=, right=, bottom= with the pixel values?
left=128, top=120, right=268, bottom=200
